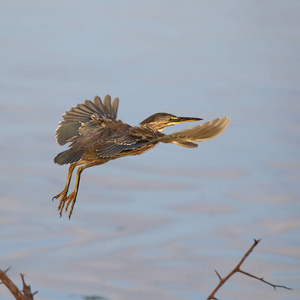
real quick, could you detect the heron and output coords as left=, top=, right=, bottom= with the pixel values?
left=53, top=94, right=230, bottom=218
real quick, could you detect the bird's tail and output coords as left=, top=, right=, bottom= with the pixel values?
left=156, top=117, right=230, bottom=147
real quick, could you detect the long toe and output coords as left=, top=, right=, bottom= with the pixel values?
left=58, top=191, right=77, bottom=219
left=52, top=190, right=65, bottom=201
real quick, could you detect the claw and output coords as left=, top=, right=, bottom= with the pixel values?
left=52, top=188, right=70, bottom=217
left=53, top=190, right=77, bottom=219
left=52, top=194, right=60, bottom=201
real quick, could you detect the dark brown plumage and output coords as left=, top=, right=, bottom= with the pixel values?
left=53, top=94, right=230, bottom=218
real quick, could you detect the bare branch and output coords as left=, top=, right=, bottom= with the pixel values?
left=0, top=268, right=38, bottom=300
left=207, top=239, right=292, bottom=300
left=214, top=269, right=222, bottom=281
left=20, top=273, right=38, bottom=298
left=238, top=269, right=292, bottom=291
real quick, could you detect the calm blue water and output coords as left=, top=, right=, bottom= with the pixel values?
left=0, top=1, right=299, bottom=300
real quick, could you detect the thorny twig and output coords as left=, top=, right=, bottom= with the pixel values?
left=0, top=267, right=38, bottom=300
left=207, top=239, right=292, bottom=300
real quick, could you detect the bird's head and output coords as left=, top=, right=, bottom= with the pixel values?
left=140, top=112, right=202, bottom=132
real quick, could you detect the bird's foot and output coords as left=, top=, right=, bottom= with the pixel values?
left=52, top=189, right=75, bottom=219
left=53, top=189, right=67, bottom=210
left=64, top=191, right=77, bottom=219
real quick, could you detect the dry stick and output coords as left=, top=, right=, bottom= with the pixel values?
left=20, top=273, right=38, bottom=300
left=207, top=239, right=292, bottom=300
left=0, top=267, right=38, bottom=300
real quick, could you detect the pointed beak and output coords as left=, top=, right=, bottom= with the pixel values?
left=171, top=116, right=203, bottom=124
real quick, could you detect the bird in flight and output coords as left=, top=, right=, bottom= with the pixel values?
left=53, top=95, right=230, bottom=218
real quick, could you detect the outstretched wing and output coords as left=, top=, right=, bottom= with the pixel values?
left=55, top=95, right=120, bottom=146
left=156, top=117, right=230, bottom=147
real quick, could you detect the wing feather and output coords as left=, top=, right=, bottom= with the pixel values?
left=112, top=97, right=119, bottom=118
left=95, top=129, right=154, bottom=158
left=55, top=94, right=120, bottom=145
left=157, top=117, right=230, bottom=145
left=95, top=141, right=147, bottom=158
left=103, top=95, right=112, bottom=114
left=94, top=95, right=110, bottom=117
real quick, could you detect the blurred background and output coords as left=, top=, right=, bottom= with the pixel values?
left=0, top=1, right=299, bottom=299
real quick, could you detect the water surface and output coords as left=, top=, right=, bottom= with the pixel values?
left=0, top=1, right=299, bottom=299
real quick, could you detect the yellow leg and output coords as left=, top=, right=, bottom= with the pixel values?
left=52, top=161, right=86, bottom=216
left=63, top=164, right=88, bottom=219
left=58, top=161, right=101, bottom=219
